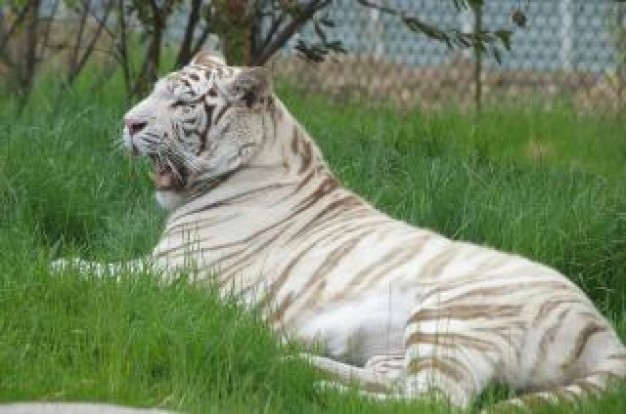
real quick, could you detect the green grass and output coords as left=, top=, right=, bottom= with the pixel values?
left=0, top=74, right=625, bottom=413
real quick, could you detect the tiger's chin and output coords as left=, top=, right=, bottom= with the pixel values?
left=150, top=163, right=181, bottom=190
left=148, top=157, right=188, bottom=211
left=155, top=189, right=186, bottom=211
left=149, top=162, right=183, bottom=211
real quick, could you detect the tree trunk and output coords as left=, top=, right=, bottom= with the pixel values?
left=213, top=0, right=252, bottom=65
left=115, top=0, right=132, bottom=101
left=20, top=0, right=41, bottom=98
left=133, top=0, right=166, bottom=97
left=175, top=0, right=203, bottom=68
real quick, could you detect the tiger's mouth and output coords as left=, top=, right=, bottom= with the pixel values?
left=127, top=137, right=187, bottom=192
left=147, top=155, right=187, bottom=191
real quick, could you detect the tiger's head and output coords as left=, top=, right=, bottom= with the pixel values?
left=122, top=52, right=272, bottom=210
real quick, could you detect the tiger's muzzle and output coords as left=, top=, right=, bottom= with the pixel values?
left=123, top=118, right=187, bottom=192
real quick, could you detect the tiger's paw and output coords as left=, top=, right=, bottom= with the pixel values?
left=313, top=380, right=391, bottom=401
left=50, top=257, right=114, bottom=278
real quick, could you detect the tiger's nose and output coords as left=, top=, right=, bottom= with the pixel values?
left=125, top=118, right=147, bottom=136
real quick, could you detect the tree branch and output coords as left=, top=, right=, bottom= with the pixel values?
left=69, top=0, right=91, bottom=76
left=175, top=0, right=202, bottom=67
left=115, top=0, right=132, bottom=101
left=252, top=0, right=331, bottom=66
left=357, top=0, right=512, bottom=62
left=38, top=0, right=59, bottom=57
left=88, top=1, right=117, bottom=40
left=355, top=0, right=399, bottom=16
left=190, top=23, right=212, bottom=57
left=69, top=0, right=114, bottom=83
left=0, top=1, right=33, bottom=52
left=261, top=9, right=286, bottom=51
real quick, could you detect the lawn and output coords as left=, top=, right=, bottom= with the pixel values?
left=0, top=74, right=624, bottom=413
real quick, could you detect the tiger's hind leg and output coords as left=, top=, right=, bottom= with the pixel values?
left=51, top=257, right=153, bottom=279
left=300, top=353, right=404, bottom=395
left=402, top=298, right=521, bottom=408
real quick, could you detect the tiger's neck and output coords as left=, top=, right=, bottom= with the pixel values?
left=253, top=97, right=330, bottom=180
left=166, top=96, right=340, bottom=221
left=154, top=97, right=372, bottom=279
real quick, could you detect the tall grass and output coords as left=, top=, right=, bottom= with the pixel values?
left=0, top=74, right=624, bottom=413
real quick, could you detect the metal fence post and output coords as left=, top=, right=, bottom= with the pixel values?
left=473, top=2, right=483, bottom=114
left=560, top=0, right=574, bottom=71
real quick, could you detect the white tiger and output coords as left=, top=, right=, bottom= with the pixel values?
left=58, top=52, right=625, bottom=411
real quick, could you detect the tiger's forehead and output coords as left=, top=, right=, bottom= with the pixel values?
left=160, top=64, right=238, bottom=99
left=170, top=64, right=236, bottom=83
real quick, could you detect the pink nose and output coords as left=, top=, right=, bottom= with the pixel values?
left=125, top=118, right=147, bottom=135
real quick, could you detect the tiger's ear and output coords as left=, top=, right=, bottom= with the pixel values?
left=229, top=67, right=272, bottom=108
left=190, top=51, right=226, bottom=68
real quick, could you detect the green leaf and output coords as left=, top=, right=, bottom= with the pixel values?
left=492, top=46, right=502, bottom=65
left=402, top=16, right=448, bottom=43
left=494, top=30, right=513, bottom=51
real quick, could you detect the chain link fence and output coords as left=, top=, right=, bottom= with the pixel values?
left=2, top=0, right=624, bottom=112
left=270, top=0, right=625, bottom=113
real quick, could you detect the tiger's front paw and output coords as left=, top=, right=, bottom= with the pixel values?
left=51, top=257, right=84, bottom=273
left=50, top=257, right=109, bottom=277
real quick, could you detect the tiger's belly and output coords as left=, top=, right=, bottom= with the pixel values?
left=291, top=290, right=414, bottom=366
